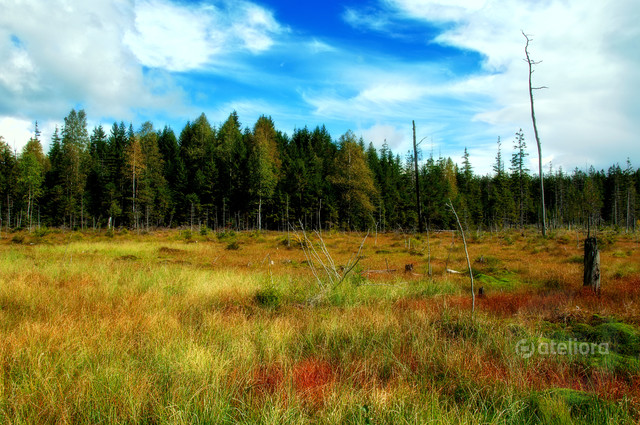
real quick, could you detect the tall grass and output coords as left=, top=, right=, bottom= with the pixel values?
left=0, top=230, right=638, bottom=423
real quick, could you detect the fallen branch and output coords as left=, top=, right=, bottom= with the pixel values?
left=361, top=269, right=397, bottom=274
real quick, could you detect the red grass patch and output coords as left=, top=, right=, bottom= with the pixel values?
left=479, top=292, right=533, bottom=315
left=292, top=359, right=334, bottom=407
left=252, top=363, right=284, bottom=396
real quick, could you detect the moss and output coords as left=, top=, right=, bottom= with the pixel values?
left=542, top=316, right=640, bottom=376
left=528, top=388, right=613, bottom=423
left=592, top=322, right=640, bottom=356
left=546, top=316, right=640, bottom=357
left=475, top=272, right=518, bottom=291
left=585, top=351, right=640, bottom=376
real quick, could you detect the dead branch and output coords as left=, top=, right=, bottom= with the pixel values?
left=292, top=224, right=370, bottom=301
left=447, top=199, right=475, bottom=314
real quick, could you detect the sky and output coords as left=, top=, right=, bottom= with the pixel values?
left=1, top=0, right=639, bottom=174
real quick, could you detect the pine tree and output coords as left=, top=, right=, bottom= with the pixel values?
left=510, top=129, right=530, bottom=228
left=0, top=137, right=18, bottom=230
left=137, top=121, right=169, bottom=228
left=85, top=125, right=109, bottom=227
left=106, top=122, right=128, bottom=226
left=624, top=158, right=636, bottom=232
left=216, top=112, right=244, bottom=227
left=490, top=137, right=514, bottom=228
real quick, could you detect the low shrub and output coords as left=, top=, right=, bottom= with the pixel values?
left=226, top=240, right=240, bottom=250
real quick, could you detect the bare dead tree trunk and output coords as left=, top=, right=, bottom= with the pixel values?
left=523, top=31, right=547, bottom=237
left=583, top=237, right=601, bottom=293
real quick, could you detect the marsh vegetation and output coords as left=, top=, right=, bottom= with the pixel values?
left=0, top=229, right=639, bottom=423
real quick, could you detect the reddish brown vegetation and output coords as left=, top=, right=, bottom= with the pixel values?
left=252, top=363, right=284, bottom=396
left=292, top=359, right=335, bottom=407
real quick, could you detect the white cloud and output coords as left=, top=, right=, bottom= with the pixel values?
left=124, top=0, right=283, bottom=71
left=236, top=3, right=282, bottom=52
left=0, top=0, right=184, bottom=125
left=387, top=0, right=486, bottom=22
left=124, top=0, right=221, bottom=71
left=0, top=0, right=284, bottom=151
left=343, top=7, right=392, bottom=32
left=0, top=117, right=33, bottom=151
left=402, top=0, right=640, bottom=170
left=0, top=117, right=60, bottom=153
left=358, top=123, right=408, bottom=152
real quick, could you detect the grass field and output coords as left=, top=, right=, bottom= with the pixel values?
left=0, top=228, right=639, bottom=424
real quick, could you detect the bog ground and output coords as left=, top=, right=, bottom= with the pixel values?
left=0, top=229, right=639, bottom=424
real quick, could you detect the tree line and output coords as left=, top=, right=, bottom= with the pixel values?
left=0, top=109, right=638, bottom=232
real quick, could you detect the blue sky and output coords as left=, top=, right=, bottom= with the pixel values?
left=1, top=0, right=639, bottom=174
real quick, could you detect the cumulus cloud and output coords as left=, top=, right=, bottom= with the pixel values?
left=0, top=0, right=284, bottom=152
left=0, top=0, right=180, bottom=137
left=125, top=0, right=282, bottom=71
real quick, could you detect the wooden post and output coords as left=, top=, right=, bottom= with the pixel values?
left=583, top=237, right=600, bottom=292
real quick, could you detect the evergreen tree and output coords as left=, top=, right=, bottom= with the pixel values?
left=330, top=131, right=377, bottom=229
left=490, top=137, right=514, bottom=228
left=85, top=125, right=109, bottom=227
left=0, top=137, right=18, bottom=230
left=510, top=129, right=530, bottom=228
left=216, top=112, right=244, bottom=227
left=137, top=121, right=169, bottom=228
left=106, top=122, right=128, bottom=226
left=1, top=109, right=637, bottom=231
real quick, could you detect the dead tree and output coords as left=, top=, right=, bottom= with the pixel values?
left=523, top=31, right=548, bottom=237
left=583, top=237, right=601, bottom=292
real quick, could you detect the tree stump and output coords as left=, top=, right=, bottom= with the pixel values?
left=583, top=237, right=600, bottom=292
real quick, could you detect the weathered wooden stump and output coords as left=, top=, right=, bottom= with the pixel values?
left=583, top=237, right=601, bottom=292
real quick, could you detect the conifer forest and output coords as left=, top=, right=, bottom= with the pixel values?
left=2, top=109, right=638, bottom=233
